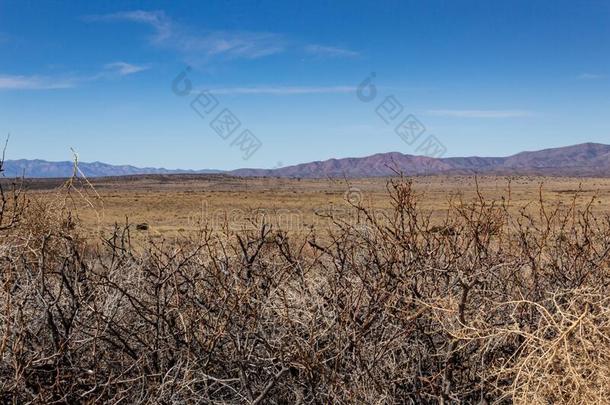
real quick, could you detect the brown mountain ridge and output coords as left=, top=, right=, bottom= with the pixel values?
left=230, top=142, right=610, bottom=178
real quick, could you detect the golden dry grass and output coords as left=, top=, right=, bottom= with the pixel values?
left=23, top=175, right=610, bottom=237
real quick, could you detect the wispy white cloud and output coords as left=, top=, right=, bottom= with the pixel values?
left=304, top=44, right=359, bottom=58
left=426, top=109, right=534, bottom=118
left=0, top=74, right=77, bottom=90
left=85, top=10, right=172, bottom=41
left=578, top=73, right=605, bottom=80
left=183, top=31, right=285, bottom=59
left=85, top=10, right=286, bottom=60
left=209, top=85, right=355, bottom=95
left=104, top=62, right=150, bottom=76
left=85, top=10, right=359, bottom=62
left=0, top=61, right=149, bottom=90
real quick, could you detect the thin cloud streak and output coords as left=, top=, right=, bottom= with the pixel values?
left=578, top=73, right=605, bottom=80
left=104, top=62, right=150, bottom=76
left=426, top=109, right=534, bottom=118
left=0, top=74, right=76, bottom=90
left=209, top=85, right=355, bottom=95
left=304, top=44, right=359, bottom=58
left=0, top=62, right=148, bottom=90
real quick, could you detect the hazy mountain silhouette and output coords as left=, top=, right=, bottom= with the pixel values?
left=2, top=159, right=221, bottom=178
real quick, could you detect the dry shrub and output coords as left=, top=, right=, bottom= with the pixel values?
left=496, top=290, right=610, bottom=404
left=0, top=174, right=609, bottom=404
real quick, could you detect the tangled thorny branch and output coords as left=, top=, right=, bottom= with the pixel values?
left=0, top=176, right=609, bottom=403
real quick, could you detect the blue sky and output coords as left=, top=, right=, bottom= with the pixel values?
left=1, top=0, right=610, bottom=170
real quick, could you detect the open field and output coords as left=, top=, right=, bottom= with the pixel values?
left=17, top=174, right=610, bottom=236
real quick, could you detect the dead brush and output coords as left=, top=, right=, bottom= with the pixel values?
left=493, top=289, right=610, bottom=404
left=0, top=168, right=610, bottom=403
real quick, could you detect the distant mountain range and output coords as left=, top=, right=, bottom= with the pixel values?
left=3, top=143, right=610, bottom=178
left=2, top=159, right=221, bottom=178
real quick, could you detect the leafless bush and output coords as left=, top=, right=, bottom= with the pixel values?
left=0, top=176, right=609, bottom=403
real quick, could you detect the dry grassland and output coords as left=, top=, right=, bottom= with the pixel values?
left=23, top=174, right=610, bottom=236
